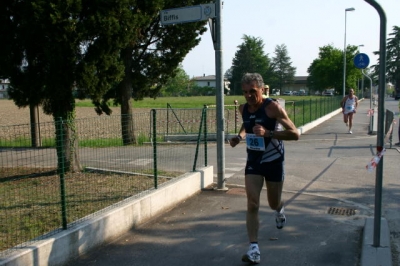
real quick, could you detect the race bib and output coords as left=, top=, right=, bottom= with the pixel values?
left=246, top=134, right=265, bottom=151
left=346, top=106, right=354, bottom=111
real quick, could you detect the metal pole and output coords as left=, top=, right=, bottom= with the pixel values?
left=362, top=69, right=373, bottom=133
left=358, top=45, right=364, bottom=98
left=343, top=8, right=355, bottom=98
left=364, top=0, right=387, bottom=248
left=215, top=0, right=226, bottom=190
left=361, top=75, right=365, bottom=98
left=343, top=11, right=347, bottom=98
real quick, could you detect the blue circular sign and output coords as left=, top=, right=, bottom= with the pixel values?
left=353, top=53, right=370, bottom=69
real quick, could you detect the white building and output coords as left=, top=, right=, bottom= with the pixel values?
left=192, top=74, right=230, bottom=92
left=0, top=79, right=10, bottom=99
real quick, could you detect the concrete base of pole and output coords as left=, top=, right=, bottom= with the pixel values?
left=369, top=107, right=378, bottom=135
left=360, top=217, right=392, bottom=266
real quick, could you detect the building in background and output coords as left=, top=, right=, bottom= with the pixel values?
left=281, top=76, right=308, bottom=95
left=193, top=75, right=309, bottom=96
left=0, top=79, right=10, bottom=99
left=192, top=74, right=231, bottom=94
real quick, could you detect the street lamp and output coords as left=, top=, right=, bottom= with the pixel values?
left=343, top=7, right=355, bottom=98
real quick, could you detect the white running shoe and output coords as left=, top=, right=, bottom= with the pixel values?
left=349, top=130, right=352, bottom=134
left=275, top=207, right=286, bottom=229
left=242, top=244, right=260, bottom=264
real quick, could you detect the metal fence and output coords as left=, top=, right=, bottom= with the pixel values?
left=0, top=96, right=342, bottom=254
left=0, top=108, right=208, bottom=254
left=282, top=96, right=342, bottom=127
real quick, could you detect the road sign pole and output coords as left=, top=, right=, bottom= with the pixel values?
left=159, top=3, right=224, bottom=189
left=215, top=0, right=226, bottom=190
left=364, top=0, right=387, bottom=248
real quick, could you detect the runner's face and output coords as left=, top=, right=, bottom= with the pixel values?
left=242, top=82, right=263, bottom=105
left=349, top=89, right=354, bottom=96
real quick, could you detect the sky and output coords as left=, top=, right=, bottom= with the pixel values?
left=181, top=0, right=400, bottom=78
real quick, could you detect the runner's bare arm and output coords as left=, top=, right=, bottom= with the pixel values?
left=252, top=101, right=299, bottom=140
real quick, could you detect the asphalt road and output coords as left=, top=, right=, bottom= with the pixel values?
left=210, top=97, right=400, bottom=264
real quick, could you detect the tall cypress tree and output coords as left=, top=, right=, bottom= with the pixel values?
left=229, top=35, right=271, bottom=95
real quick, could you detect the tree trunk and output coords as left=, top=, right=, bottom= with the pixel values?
left=55, top=107, right=82, bottom=173
left=119, top=48, right=136, bottom=145
left=29, top=104, right=41, bottom=147
left=119, top=78, right=136, bottom=145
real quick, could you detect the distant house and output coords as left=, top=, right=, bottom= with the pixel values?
left=0, top=79, right=10, bottom=99
left=282, top=76, right=308, bottom=93
left=192, top=74, right=231, bottom=92
left=192, top=74, right=310, bottom=95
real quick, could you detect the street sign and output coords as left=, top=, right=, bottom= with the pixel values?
left=353, top=53, right=370, bottom=69
left=160, top=4, right=215, bottom=25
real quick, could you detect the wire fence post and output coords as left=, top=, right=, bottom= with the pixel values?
left=303, top=99, right=305, bottom=126
left=234, top=100, right=238, bottom=133
left=56, top=117, right=68, bottom=230
left=193, top=106, right=207, bottom=171
left=152, top=109, right=158, bottom=189
left=204, top=106, right=208, bottom=167
left=167, top=103, right=170, bottom=136
left=293, top=101, right=296, bottom=125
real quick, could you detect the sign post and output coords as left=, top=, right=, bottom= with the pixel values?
left=160, top=4, right=215, bottom=25
left=160, top=3, right=226, bottom=190
left=353, top=53, right=374, bottom=133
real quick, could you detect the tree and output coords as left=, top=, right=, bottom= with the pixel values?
left=371, top=26, right=400, bottom=92
left=229, top=35, right=271, bottom=95
left=307, top=44, right=361, bottom=95
left=386, top=26, right=400, bottom=91
left=93, top=0, right=209, bottom=145
left=161, top=65, right=192, bottom=96
left=1, top=0, right=210, bottom=169
left=0, top=0, right=46, bottom=147
left=270, top=44, right=296, bottom=94
left=1, top=1, right=129, bottom=171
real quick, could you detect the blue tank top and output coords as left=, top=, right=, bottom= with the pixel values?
left=242, top=98, right=284, bottom=163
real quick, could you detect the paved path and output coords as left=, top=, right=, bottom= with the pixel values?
left=65, top=98, right=400, bottom=266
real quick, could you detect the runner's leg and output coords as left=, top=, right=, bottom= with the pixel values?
left=245, top=175, right=264, bottom=242
left=266, top=181, right=284, bottom=211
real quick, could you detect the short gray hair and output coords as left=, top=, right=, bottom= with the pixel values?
left=241, top=73, right=264, bottom=88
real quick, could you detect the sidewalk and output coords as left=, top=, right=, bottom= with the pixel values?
left=63, top=99, right=392, bottom=266
left=65, top=186, right=365, bottom=266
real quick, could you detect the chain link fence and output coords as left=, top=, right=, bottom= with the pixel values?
left=0, top=96, right=342, bottom=254
left=0, top=108, right=209, bottom=254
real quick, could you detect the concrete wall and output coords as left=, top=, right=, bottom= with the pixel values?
left=0, top=166, right=213, bottom=266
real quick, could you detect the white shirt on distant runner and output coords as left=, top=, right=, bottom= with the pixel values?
left=343, top=96, right=356, bottom=114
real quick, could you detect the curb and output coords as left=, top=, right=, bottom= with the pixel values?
left=361, top=218, right=392, bottom=266
left=0, top=167, right=214, bottom=266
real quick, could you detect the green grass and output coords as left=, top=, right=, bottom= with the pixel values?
left=75, top=95, right=327, bottom=109
left=0, top=167, right=177, bottom=251
left=0, top=137, right=55, bottom=148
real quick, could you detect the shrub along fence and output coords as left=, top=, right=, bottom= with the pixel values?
left=0, top=96, right=341, bottom=254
